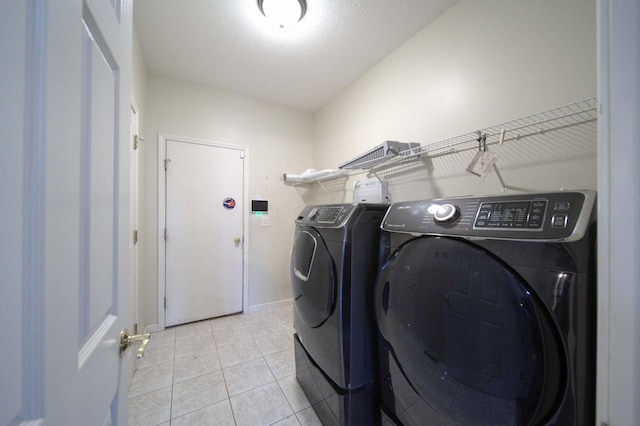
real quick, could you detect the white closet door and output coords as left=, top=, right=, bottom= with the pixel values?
left=164, top=138, right=244, bottom=327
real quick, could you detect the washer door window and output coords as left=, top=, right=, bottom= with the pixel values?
left=376, top=236, right=566, bottom=425
left=291, top=227, right=336, bottom=328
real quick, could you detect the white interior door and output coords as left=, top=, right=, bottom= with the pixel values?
left=164, top=138, right=245, bottom=327
left=0, top=0, right=133, bottom=424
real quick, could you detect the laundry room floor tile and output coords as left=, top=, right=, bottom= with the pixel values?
left=129, top=302, right=315, bottom=426
left=295, top=407, right=323, bottom=426
left=241, top=309, right=276, bottom=325
left=129, top=361, right=173, bottom=397
left=174, top=333, right=217, bottom=358
left=145, top=327, right=175, bottom=347
left=217, top=339, right=263, bottom=368
left=128, top=386, right=172, bottom=426
left=135, top=342, right=174, bottom=369
left=273, top=415, right=302, bottom=426
left=170, top=399, right=236, bottom=426
left=254, top=329, right=294, bottom=356
left=265, top=348, right=295, bottom=379
left=229, top=381, right=293, bottom=426
left=246, top=318, right=281, bottom=338
left=210, top=313, right=247, bottom=331
left=173, top=350, right=222, bottom=384
left=277, top=374, right=312, bottom=413
left=175, top=320, right=214, bottom=340
left=213, top=326, right=252, bottom=346
left=171, top=370, right=229, bottom=419
left=223, top=357, right=275, bottom=397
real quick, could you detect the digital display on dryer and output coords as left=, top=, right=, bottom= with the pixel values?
left=475, top=200, right=547, bottom=229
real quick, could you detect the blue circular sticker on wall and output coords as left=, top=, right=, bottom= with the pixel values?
left=223, top=197, right=236, bottom=209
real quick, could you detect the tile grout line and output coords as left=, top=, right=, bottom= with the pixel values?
left=216, top=318, right=238, bottom=426
left=169, top=330, right=176, bottom=425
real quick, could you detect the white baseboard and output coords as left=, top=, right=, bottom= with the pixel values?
left=248, top=298, right=293, bottom=313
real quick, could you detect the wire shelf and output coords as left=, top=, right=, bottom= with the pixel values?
left=417, top=97, right=598, bottom=159
left=284, top=97, right=598, bottom=184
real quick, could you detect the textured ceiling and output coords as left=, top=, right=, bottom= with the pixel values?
left=133, top=0, right=458, bottom=113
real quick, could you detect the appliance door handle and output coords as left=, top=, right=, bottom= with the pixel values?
left=293, top=230, right=318, bottom=282
left=294, top=268, right=309, bottom=282
left=382, top=281, right=390, bottom=314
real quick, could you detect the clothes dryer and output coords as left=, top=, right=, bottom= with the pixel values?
left=375, top=191, right=596, bottom=425
left=291, top=203, right=389, bottom=425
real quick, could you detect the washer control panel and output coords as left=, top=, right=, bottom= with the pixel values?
left=474, top=200, right=547, bottom=229
left=382, top=191, right=595, bottom=241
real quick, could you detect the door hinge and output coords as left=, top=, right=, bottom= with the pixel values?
left=240, top=151, right=245, bottom=159
left=133, top=230, right=138, bottom=244
left=133, top=134, right=139, bottom=150
left=164, top=158, right=171, bottom=171
left=164, top=297, right=167, bottom=309
left=164, top=228, right=167, bottom=241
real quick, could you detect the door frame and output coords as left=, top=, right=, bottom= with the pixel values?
left=130, top=101, right=141, bottom=334
left=157, top=133, right=249, bottom=330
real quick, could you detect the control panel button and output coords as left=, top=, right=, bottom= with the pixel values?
left=527, top=214, right=544, bottom=228
left=554, top=202, right=571, bottom=211
left=434, top=204, right=460, bottom=224
left=307, top=208, right=318, bottom=219
left=551, top=214, right=568, bottom=228
left=527, top=200, right=547, bottom=228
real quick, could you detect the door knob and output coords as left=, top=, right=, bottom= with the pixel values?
left=234, top=237, right=241, bottom=244
left=120, top=328, right=151, bottom=358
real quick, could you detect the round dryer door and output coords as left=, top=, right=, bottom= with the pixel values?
left=376, top=236, right=566, bottom=425
left=291, top=227, right=336, bottom=328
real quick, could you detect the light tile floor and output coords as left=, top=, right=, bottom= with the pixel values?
left=128, top=303, right=322, bottom=426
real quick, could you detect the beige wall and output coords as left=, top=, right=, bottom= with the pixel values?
left=141, top=75, right=313, bottom=327
left=312, top=0, right=597, bottom=204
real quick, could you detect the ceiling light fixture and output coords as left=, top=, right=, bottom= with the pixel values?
left=257, top=0, right=307, bottom=29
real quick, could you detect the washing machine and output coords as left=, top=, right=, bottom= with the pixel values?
left=291, top=203, right=389, bottom=425
left=375, top=191, right=596, bottom=425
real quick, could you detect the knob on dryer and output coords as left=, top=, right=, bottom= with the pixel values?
left=434, top=204, right=460, bottom=224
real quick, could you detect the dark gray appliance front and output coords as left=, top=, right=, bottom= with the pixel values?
left=375, top=191, right=596, bottom=426
left=291, top=203, right=389, bottom=425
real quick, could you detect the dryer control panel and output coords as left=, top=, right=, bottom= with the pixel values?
left=296, top=204, right=355, bottom=227
left=382, top=191, right=596, bottom=242
left=296, top=203, right=390, bottom=228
